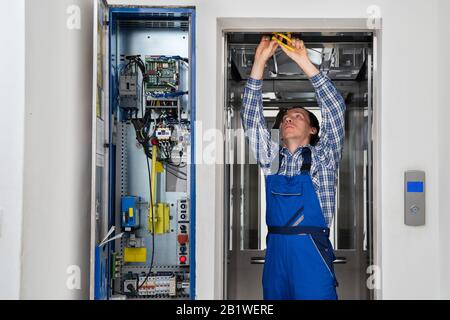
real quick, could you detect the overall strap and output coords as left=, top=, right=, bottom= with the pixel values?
left=300, top=146, right=312, bottom=175
left=276, top=146, right=311, bottom=175
left=276, top=145, right=284, bottom=175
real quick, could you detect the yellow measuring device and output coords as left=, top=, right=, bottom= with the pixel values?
left=271, top=32, right=295, bottom=51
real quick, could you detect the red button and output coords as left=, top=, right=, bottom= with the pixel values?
left=177, top=234, right=189, bottom=244
left=179, top=256, right=187, bottom=263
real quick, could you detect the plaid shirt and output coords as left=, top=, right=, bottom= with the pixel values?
left=240, top=72, right=346, bottom=227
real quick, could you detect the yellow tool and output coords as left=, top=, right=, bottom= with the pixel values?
left=271, top=32, right=295, bottom=51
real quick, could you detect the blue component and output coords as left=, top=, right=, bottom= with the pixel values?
left=121, top=196, right=140, bottom=228
left=149, top=91, right=188, bottom=99
left=407, top=181, right=424, bottom=193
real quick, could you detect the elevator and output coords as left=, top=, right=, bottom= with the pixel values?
left=223, top=32, right=375, bottom=300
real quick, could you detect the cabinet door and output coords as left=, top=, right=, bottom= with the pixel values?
left=90, top=0, right=109, bottom=300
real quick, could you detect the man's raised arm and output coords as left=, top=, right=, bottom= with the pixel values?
left=280, top=38, right=346, bottom=168
left=240, top=36, right=280, bottom=173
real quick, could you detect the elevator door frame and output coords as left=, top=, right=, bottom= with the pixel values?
left=217, top=18, right=382, bottom=300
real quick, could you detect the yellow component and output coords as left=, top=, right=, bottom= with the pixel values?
left=148, top=203, right=170, bottom=234
left=151, top=144, right=157, bottom=210
left=271, top=32, right=295, bottom=51
left=129, top=207, right=134, bottom=218
left=155, top=161, right=164, bottom=173
left=123, top=247, right=147, bottom=263
left=147, top=144, right=170, bottom=234
left=160, top=203, right=170, bottom=233
left=148, top=144, right=157, bottom=233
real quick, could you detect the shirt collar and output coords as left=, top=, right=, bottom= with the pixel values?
left=280, top=144, right=313, bottom=157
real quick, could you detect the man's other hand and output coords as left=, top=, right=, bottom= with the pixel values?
left=280, top=38, right=319, bottom=79
left=250, top=36, right=279, bottom=80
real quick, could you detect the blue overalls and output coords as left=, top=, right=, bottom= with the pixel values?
left=262, top=147, right=338, bottom=300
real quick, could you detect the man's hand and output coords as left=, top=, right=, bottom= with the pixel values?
left=280, top=38, right=320, bottom=79
left=250, top=36, right=279, bottom=80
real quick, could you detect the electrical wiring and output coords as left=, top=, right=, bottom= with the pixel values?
left=166, top=156, right=186, bottom=168
left=136, top=154, right=156, bottom=292
left=166, top=164, right=187, bottom=176
left=169, top=162, right=187, bottom=171
left=115, top=52, right=192, bottom=298
left=165, top=165, right=187, bottom=180
left=140, top=76, right=145, bottom=119
left=135, top=83, right=157, bottom=293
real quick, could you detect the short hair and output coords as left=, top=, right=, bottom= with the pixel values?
left=272, top=107, right=320, bottom=146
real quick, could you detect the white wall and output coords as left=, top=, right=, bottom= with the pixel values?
left=438, top=0, right=450, bottom=299
left=110, top=0, right=446, bottom=299
left=376, top=1, right=440, bottom=299
left=11, top=0, right=448, bottom=299
left=21, top=0, right=93, bottom=299
left=0, top=0, right=25, bottom=300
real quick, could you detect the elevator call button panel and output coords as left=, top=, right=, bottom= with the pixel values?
left=404, top=170, right=425, bottom=226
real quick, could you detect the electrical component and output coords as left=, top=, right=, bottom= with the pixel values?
left=127, top=233, right=144, bottom=248
left=124, top=274, right=178, bottom=297
left=171, top=124, right=190, bottom=145
left=147, top=99, right=178, bottom=109
left=111, top=253, right=123, bottom=279
left=119, top=75, right=137, bottom=96
left=180, top=280, right=190, bottom=290
left=118, top=55, right=146, bottom=112
left=145, top=56, right=179, bottom=92
left=144, top=56, right=188, bottom=110
left=155, top=127, right=171, bottom=140
left=123, top=247, right=147, bottom=263
left=121, top=196, right=140, bottom=229
left=177, top=199, right=189, bottom=266
left=148, top=203, right=170, bottom=234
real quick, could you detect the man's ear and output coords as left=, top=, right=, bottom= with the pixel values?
left=310, top=127, right=318, bottom=135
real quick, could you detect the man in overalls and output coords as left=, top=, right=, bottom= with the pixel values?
left=241, top=35, right=346, bottom=300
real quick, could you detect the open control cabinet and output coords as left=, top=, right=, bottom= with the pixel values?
left=91, top=1, right=196, bottom=300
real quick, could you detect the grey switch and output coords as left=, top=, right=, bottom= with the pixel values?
left=404, top=170, right=425, bottom=226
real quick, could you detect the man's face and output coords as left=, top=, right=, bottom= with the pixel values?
left=280, top=108, right=317, bottom=142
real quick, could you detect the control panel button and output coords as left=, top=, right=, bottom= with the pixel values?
left=410, top=205, right=419, bottom=214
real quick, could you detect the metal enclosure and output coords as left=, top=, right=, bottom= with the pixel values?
left=91, top=1, right=196, bottom=300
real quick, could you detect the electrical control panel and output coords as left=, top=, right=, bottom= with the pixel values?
left=177, top=199, right=190, bottom=266
left=92, top=4, right=195, bottom=301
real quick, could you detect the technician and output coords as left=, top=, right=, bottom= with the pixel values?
left=241, top=35, right=346, bottom=300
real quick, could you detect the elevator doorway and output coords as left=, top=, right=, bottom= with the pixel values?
left=223, top=31, right=375, bottom=300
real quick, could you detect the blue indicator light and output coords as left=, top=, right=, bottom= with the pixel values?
left=407, top=181, right=423, bottom=193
